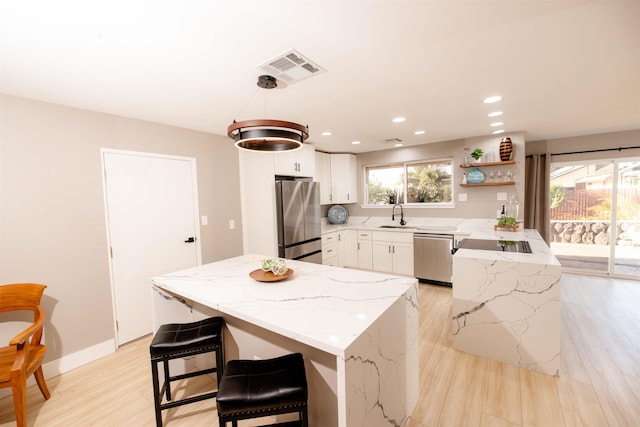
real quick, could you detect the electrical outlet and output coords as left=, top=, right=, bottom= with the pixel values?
left=497, top=192, right=507, bottom=201
left=458, top=193, right=467, bottom=201
left=229, top=220, right=235, bottom=230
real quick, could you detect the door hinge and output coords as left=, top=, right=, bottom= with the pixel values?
left=110, top=247, right=113, bottom=258
left=116, top=320, right=119, bottom=331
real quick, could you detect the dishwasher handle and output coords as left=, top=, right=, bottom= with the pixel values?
left=413, top=233, right=455, bottom=240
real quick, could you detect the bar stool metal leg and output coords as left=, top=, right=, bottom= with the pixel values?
left=150, top=317, right=224, bottom=427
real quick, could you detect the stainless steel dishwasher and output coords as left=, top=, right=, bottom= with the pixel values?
left=413, top=232, right=455, bottom=285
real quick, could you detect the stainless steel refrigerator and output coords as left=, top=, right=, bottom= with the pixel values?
left=275, top=177, right=322, bottom=263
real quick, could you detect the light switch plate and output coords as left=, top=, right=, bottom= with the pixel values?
left=458, top=193, right=467, bottom=201
left=497, top=192, right=507, bottom=201
left=201, top=215, right=208, bottom=226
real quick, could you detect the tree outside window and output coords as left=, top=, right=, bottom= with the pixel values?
left=366, top=159, right=453, bottom=205
left=366, top=166, right=404, bottom=204
left=407, top=161, right=452, bottom=203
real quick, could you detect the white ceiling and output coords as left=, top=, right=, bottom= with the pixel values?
left=1, top=1, right=639, bottom=153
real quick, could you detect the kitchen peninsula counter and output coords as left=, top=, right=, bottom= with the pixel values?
left=151, top=254, right=419, bottom=426
left=452, top=229, right=562, bottom=375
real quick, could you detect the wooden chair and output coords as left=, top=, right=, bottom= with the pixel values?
left=0, top=283, right=51, bottom=427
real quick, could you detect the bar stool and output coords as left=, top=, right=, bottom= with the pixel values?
left=150, top=317, right=224, bottom=427
left=216, top=352, right=309, bottom=427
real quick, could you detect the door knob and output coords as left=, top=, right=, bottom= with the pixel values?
left=184, top=237, right=196, bottom=243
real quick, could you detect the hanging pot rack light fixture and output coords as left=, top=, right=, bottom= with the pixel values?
left=227, top=75, right=309, bottom=152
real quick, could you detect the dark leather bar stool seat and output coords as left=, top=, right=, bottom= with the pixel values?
left=216, top=352, right=308, bottom=427
left=150, top=317, right=224, bottom=427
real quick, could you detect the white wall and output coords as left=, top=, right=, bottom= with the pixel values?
left=0, top=95, right=244, bottom=366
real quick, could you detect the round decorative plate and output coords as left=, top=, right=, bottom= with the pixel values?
left=328, top=205, right=348, bottom=224
left=249, top=268, right=294, bottom=282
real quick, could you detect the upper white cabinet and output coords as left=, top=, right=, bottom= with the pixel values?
left=274, top=144, right=316, bottom=177
left=330, top=154, right=358, bottom=204
left=315, top=151, right=333, bottom=204
left=315, top=152, right=358, bottom=205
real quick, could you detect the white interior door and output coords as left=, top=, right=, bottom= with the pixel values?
left=103, top=150, right=201, bottom=346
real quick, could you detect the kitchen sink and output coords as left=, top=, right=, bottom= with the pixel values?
left=378, top=225, right=418, bottom=229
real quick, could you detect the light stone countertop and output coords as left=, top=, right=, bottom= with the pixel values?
left=322, top=216, right=560, bottom=266
left=151, top=253, right=417, bottom=357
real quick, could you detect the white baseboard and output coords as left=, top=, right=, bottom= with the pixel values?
left=0, top=339, right=116, bottom=399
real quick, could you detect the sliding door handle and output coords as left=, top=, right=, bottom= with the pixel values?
left=184, top=237, right=196, bottom=243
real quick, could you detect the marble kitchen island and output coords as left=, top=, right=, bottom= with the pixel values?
left=151, top=254, right=419, bottom=427
left=452, top=229, right=562, bottom=376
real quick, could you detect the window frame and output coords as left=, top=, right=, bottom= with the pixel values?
left=362, top=157, right=456, bottom=208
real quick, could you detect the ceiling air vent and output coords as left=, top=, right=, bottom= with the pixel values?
left=258, top=49, right=326, bottom=85
left=384, top=138, right=403, bottom=144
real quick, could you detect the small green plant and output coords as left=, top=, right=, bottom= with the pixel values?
left=497, top=216, right=518, bottom=226
left=471, top=148, right=484, bottom=161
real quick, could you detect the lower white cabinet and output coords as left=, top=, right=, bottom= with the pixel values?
left=357, top=231, right=373, bottom=270
left=371, top=231, right=414, bottom=276
left=338, top=230, right=357, bottom=268
left=323, top=229, right=413, bottom=276
left=322, top=231, right=339, bottom=266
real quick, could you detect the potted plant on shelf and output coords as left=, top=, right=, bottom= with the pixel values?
left=471, top=148, right=484, bottom=162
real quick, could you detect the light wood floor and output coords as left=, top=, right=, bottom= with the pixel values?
left=2, top=274, right=639, bottom=426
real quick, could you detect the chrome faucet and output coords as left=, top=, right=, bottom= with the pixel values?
left=392, top=203, right=406, bottom=226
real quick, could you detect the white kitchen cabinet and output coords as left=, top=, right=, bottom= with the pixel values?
left=315, top=151, right=333, bottom=204
left=322, top=231, right=339, bottom=266
left=337, top=229, right=357, bottom=268
left=357, top=230, right=373, bottom=270
left=274, top=144, right=316, bottom=177
left=330, top=154, right=358, bottom=204
left=371, top=231, right=414, bottom=276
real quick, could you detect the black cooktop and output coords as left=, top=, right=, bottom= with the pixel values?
left=457, top=238, right=532, bottom=253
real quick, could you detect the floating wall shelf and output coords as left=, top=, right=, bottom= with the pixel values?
left=460, top=160, right=516, bottom=168
left=460, top=181, right=515, bottom=187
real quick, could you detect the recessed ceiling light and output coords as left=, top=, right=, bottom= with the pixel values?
left=488, top=111, right=503, bottom=117
left=490, top=122, right=504, bottom=127
left=394, top=143, right=403, bottom=147
left=392, top=117, right=406, bottom=123
left=414, top=130, right=426, bottom=135
left=483, top=96, right=502, bottom=104
left=352, top=140, right=361, bottom=145
left=492, top=129, right=505, bottom=134
left=321, top=131, right=332, bottom=136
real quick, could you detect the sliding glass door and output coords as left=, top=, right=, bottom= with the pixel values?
left=613, top=161, right=640, bottom=277
left=549, top=158, right=640, bottom=278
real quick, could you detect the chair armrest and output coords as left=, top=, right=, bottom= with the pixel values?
left=8, top=306, right=45, bottom=346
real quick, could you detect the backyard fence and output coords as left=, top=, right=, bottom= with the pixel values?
left=550, top=187, right=640, bottom=221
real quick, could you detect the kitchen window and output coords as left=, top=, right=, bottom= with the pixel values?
left=365, top=159, right=453, bottom=206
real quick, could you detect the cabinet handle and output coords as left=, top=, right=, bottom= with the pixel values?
left=388, top=245, right=391, bottom=253
left=358, top=243, right=360, bottom=250
left=392, top=246, right=395, bottom=254
left=347, top=193, right=350, bottom=200
left=338, top=234, right=341, bottom=241
left=327, top=249, right=333, bottom=253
